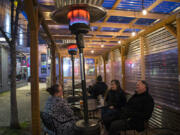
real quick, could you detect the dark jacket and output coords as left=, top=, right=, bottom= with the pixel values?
left=91, top=81, right=108, bottom=98
left=105, top=90, right=127, bottom=110
left=121, top=91, right=154, bottom=131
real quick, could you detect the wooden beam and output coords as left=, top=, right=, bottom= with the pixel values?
left=176, top=14, right=180, bottom=106
left=97, top=0, right=122, bottom=31
left=165, top=0, right=180, bottom=2
left=107, top=10, right=168, bottom=19
left=47, top=30, right=131, bottom=37
left=50, top=36, right=122, bottom=41
left=24, top=0, right=36, bottom=30
left=140, top=36, right=145, bottom=80
left=27, top=9, right=41, bottom=135
left=115, top=18, right=138, bottom=38
left=147, top=0, right=164, bottom=12
left=91, top=22, right=146, bottom=29
left=44, top=20, right=146, bottom=29
left=111, top=13, right=179, bottom=51
left=43, top=9, right=167, bottom=21
left=24, top=0, right=41, bottom=135
left=89, top=31, right=131, bottom=36
left=165, top=24, right=177, bottom=38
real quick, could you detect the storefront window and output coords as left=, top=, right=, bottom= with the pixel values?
left=63, top=57, right=95, bottom=77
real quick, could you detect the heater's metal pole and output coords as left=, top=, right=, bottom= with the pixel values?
left=76, top=33, right=89, bottom=124
left=71, top=54, right=75, bottom=96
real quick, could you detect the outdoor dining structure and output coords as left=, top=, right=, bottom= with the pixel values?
left=22, top=0, right=180, bottom=135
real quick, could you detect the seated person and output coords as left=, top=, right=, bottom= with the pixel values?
left=44, top=84, right=76, bottom=135
left=102, top=80, right=127, bottom=130
left=89, top=75, right=108, bottom=99
left=108, top=80, right=154, bottom=135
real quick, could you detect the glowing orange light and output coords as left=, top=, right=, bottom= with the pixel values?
left=67, top=9, right=90, bottom=20
left=68, top=44, right=77, bottom=50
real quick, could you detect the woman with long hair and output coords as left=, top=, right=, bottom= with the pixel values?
left=102, top=80, right=127, bottom=130
left=44, top=84, right=76, bottom=135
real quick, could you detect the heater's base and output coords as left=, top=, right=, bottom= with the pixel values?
left=74, top=119, right=100, bottom=135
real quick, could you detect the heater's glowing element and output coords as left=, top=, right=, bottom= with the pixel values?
left=68, top=44, right=78, bottom=55
left=67, top=9, right=90, bottom=34
left=67, top=9, right=90, bottom=26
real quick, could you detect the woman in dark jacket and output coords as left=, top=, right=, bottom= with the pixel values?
left=102, top=80, right=127, bottom=130
left=44, top=84, right=76, bottom=135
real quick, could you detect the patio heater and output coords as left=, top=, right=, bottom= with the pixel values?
left=51, top=1, right=106, bottom=134
left=67, top=44, right=78, bottom=97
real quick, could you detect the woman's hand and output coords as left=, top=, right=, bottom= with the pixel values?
left=109, top=106, right=114, bottom=109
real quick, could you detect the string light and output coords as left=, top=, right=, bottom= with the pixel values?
left=142, top=9, right=147, bottom=15
left=91, top=50, right=94, bottom=54
left=132, top=32, right=136, bottom=37
left=118, top=40, right=121, bottom=44
left=101, top=44, right=104, bottom=48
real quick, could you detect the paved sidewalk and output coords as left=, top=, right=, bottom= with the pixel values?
left=0, top=83, right=49, bottom=126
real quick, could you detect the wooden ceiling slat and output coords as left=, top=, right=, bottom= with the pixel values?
left=147, top=0, right=164, bottom=12
left=107, top=10, right=168, bottom=19
left=97, top=0, right=122, bottom=31
left=45, top=35, right=126, bottom=41
left=38, top=0, right=177, bottom=56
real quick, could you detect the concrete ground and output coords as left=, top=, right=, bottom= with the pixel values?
left=0, top=83, right=49, bottom=127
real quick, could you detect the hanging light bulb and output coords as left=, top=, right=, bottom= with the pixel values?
left=142, top=9, right=147, bottom=15
left=118, top=40, right=121, bottom=44
left=132, top=32, right=136, bottom=37
left=91, top=50, right=94, bottom=54
left=101, top=44, right=104, bottom=48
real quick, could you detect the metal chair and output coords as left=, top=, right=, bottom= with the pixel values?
left=40, top=112, right=58, bottom=135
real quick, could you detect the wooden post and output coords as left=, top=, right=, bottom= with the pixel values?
left=58, top=53, right=61, bottom=84
left=51, top=45, right=56, bottom=85
left=95, top=58, right=98, bottom=79
left=24, top=1, right=41, bottom=134
left=61, top=56, right=64, bottom=85
left=140, top=36, right=146, bottom=80
left=25, top=4, right=41, bottom=135
left=176, top=14, right=180, bottom=106
left=121, top=46, right=126, bottom=90
left=103, top=57, right=107, bottom=83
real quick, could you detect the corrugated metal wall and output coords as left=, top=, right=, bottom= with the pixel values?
left=144, top=25, right=180, bottom=129
left=106, top=53, right=112, bottom=87
left=98, top=56, right=104, bottom=81
left=113, top=49, right=122, bottom=85
left=145, top=27, right=179, bottom=109
left=96, top=21, right=180, bottom=129
left=125, top=39, right=141, bottom=94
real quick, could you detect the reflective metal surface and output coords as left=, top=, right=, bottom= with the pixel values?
left=55, top=0, right=104, bottom=8
left=51, top=4, right=106, bottom=24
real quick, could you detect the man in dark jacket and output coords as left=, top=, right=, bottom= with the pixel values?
left=108, top=80, right=154, bottom=135
left=90, top=75, right=107, bottom=99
